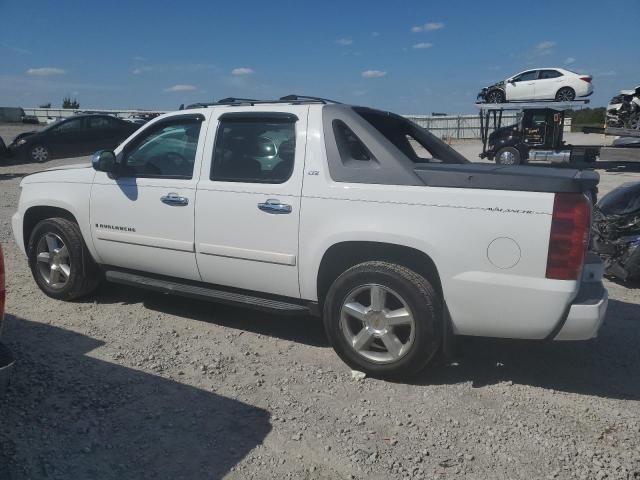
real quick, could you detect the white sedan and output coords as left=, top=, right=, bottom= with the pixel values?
left=478, top=68, right=593, bottom=103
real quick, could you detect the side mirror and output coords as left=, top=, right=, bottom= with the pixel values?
left=508, top=79, right=516, bottom=85
left=91, top=150, right=116, bottom=173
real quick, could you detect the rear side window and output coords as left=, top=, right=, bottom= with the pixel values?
left=539, top=70, right=563, bottom=79
left=212, top=115, right=296, bottom=184
left=333, top=120, right=373, bottom=162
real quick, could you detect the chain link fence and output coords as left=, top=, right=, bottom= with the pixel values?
left=403, top=114, right=571, bottom=139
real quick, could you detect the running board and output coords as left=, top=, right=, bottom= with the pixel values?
left=105, top=270, right=310, bottom=315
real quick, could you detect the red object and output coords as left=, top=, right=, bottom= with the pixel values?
left=0, top=245, right=4, bottom=321
left=546, top=193, right=591, bottom=280
left=579, top=76, right=592, bottom=83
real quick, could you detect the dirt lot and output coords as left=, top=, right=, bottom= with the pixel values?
left=1, top=142, right=639, bottom=479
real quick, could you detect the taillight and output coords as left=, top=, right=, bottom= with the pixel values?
left=546, top=193, right=591, bottom=280
left=579, top=76, right=592, bottom=83
left=0, top=245, right=4, bottom=321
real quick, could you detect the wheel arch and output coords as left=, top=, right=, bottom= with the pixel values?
left=23, top=206, right=79, bottom=252
left=556, top=86, right=576, bottom=99
left=316, top=241, right=443, bottom=306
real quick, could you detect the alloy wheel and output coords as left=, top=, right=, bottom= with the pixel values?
left=339, top=284, right=416, bottom=364
left=556, top=89, right=575, bottom=102
left=498, top=150, right=516, bottom=164
left=487, top=91, right=503, bottom=103
left=31, top=146, right=49, bottom=162
left=36, top=233, right=71, bottom=289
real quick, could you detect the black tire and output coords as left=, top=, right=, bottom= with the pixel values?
left=323, top=261, right=442, bottom=379
left=486, top=90, right=505, bottom=103
left=29, top=144, right=50, bottom=163
left=555, top=87, right=575, bottom=102
left=27, top=218, right=101, bottom=300
left=495, top=146, right=521, bottom=165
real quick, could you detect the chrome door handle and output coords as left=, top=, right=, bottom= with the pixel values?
left=161, top=193, right=189, bottom=206
left=258, top=199, right=292, bottom=214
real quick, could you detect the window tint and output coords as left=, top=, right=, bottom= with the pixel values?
left=531, top=114, right=546, bottom=125
left=120, top=118, right=202, bottom=178
left=55, top=118, right=84, bottom=132
left=513, top=70, right=538, bottom=82
left=212, top=118, right=296, bottom=183
left=539, top=70, right=562, bottom=79
left=88, top=116, right=121, bottom=129
left=333, top=120, right=373, bottom=161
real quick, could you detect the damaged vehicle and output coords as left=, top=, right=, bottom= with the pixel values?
left=592, top=182, right=640, bottom=282
left=0, top=244, right=13, bottom=396
left=606, top=86, right=640, bottom=129
left=477, top=68, right=593, bottom=103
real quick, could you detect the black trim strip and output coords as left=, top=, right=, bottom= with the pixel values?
left=218, top=112, right=298, bottom=123
left=103, top=267, right=312, bottom=315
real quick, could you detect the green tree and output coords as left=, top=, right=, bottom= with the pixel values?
left=62, top=97, right=80, bottom=109
left=566, top=107, right=606, bottom=127
left=39, top=102, right=51, bottom=108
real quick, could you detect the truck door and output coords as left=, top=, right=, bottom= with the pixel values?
left=194, top=106, right=308, bottom=298
left=523, top=110, right=548, bottom=146
left=90, top=113, right=206, bottom=281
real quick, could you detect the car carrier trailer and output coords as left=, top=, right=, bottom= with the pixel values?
left=581, top=126, right=640, bottom=163
left=477, top=101, right=600, bottom=165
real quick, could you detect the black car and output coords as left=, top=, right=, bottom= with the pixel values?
left=0, top=106, right=39, bottom=124
left=8, top=114, right=140, bottom=163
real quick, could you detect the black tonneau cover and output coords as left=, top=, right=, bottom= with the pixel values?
left=414, top=163, right=599, bottom=194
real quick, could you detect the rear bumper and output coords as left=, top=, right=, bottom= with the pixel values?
left=554, top=254, right=608, bottom=341
left=554, top=283, right=608, bottom=340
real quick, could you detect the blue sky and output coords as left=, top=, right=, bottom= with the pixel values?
left=1, top=0, right=637, bottom=113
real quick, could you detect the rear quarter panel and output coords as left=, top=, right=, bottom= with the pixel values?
left=301, top=108, right=577, bottom=339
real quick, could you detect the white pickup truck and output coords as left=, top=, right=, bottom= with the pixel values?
left=11, top=96, right=608, bottom=378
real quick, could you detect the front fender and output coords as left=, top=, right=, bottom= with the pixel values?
left=17, top=180, right=101, bottom=263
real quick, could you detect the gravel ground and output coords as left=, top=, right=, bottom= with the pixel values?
left=1, top=147, right=639, bottom=479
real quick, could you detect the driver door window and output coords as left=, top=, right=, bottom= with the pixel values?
left=120, top=119, right=202, bottom=178
left=49, top=117, right=86, bottom=156
left=513, top=71, right=539, bottom=82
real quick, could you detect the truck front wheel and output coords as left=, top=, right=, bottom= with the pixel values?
left=323, top=261, right=442, bottom=379
left=495, top=147, right=521, bottom=165
left=27, top=218, right=101, bottom=300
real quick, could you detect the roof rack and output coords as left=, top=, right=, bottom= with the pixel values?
left=184, top=102, right=217, bottom=109
left=279, top=94, right=341, bottom=104
left=217, top=97, right=261, bottom=104
left=183, top=95, right=341, bottom=109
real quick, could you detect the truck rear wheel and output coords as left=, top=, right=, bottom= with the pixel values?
left=27, top=218, right=101, bottom=300
left=323, top=261, right=442, bottom=379
left=495, top=147, right=521, bottom=165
